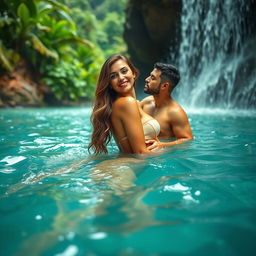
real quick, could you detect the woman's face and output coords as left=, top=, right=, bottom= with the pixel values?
left=109, top=59, right=135, bottom=96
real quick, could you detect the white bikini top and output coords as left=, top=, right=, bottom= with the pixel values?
left=119, top=118, right=160, bottom=142
left=143, top=119, right=160, bottom=139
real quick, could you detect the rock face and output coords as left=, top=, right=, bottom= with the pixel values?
left=124, top=0, right=182, bottom=91
left=0, top=61, right=44, bottom=107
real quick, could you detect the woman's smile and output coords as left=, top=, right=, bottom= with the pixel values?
left=119, top=79, right=129, bottom=87
left=110, top=59, right=135, bottom=94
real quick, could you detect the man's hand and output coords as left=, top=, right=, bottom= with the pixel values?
left=146, top=138, right=162, bottom=151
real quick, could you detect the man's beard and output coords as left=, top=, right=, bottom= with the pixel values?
left=144, top=85, right=160, bottom=95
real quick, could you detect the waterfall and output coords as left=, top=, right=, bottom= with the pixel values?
left=173, top=0, right=256, bottom=109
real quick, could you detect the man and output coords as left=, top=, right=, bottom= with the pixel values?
left=140, top=62, right=193, bottom=150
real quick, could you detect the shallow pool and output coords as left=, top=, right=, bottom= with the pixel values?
left=0, top=107, right=256, bottom=256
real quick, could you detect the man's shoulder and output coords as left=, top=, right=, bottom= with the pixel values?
left=140, top=96, right=154, bottom=105
left=167, top=101, right=188, bottom=119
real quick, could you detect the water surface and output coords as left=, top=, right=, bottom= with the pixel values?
left=0, top=107, right=256, bottom=256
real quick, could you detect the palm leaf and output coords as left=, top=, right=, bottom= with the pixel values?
left=36, top=23, right=51, bottom=32
left=43, top=0, right=71, bottom=14
left=54, top=37, right=93, bottom=49
left=28, top=33, right=59, bottom=59
left=0, top=41, right=19, bottom=71
left=58, top=10, right=75, bottom=30
left=17, top=3, right=30, bottom=26
left=0, top=50, right=13, bottom=71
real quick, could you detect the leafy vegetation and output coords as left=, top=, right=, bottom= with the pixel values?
left=0, top=0, right=127, bottom=103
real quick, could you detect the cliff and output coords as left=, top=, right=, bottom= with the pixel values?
left=124, top=0, right=182, bottom=92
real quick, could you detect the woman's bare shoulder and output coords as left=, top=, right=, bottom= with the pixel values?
left=112, top=97, right=139, bottom=118
left=113, top=96, right=137, bottom=108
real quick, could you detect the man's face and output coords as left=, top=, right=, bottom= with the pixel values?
left=144, top=68, right=162, bottom=95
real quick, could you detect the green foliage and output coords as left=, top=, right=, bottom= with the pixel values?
left=41, top=45, right=103, bottom=101
left=0, top=0, right=128, bottom=103
left=42, top=59, right=88, bottom=100
left=64, top=0, right=128, bottom=58
left=98, top=12, right=127, bottom=56
left=0, top=41, right=20, bottom=71
left=89, top=0, right=127, bottom=20
left=0, top=0, right=74, bottom=63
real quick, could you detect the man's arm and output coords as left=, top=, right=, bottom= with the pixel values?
left=139, top=96, right=153, bottom=111
left=147, top=108, right=193, bottom=150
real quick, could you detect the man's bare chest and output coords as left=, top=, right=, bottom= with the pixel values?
left=147, top=108, right=174, bottom=138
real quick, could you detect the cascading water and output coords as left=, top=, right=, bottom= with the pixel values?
left=173, top=0, right=256, bottom=109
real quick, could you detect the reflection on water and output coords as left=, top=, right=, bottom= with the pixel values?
left=0, top=107, right=256, bottom=255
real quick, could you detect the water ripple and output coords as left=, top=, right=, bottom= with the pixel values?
left=0, top=156, right=26, bottom=166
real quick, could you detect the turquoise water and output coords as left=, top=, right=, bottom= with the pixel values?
left=0, top=107, right=256, bottom=256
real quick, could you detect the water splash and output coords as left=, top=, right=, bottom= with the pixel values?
left=173, top=0, right=256, bottom=109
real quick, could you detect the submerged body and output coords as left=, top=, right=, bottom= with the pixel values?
left=112, top=98, right=160, bottom=153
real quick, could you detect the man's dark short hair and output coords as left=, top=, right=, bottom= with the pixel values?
left=154, top=62, right=180, bottom=89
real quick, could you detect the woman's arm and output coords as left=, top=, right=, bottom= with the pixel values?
left=112, top=97, right=151, bottom=154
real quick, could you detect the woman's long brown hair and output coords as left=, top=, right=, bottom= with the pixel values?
left=88, top=54, right=139, bottom=154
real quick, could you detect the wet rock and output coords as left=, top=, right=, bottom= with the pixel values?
left=0, top=62, right=45, bottom=107
left=124, top=0, right=182, bottom=84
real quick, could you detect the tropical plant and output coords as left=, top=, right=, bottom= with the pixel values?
left=41, top=45, right=103, bottom=101
left=0, top=0, right=128, bottom=103
left=0, top=0, right=93, bottom=67
left=0, top=0, right=99, bottom=101
left=0, top=41, right=20, bottom=71
left=62, top=0, right=128, bottom=58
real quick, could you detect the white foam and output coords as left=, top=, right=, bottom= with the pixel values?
left=183, top=194, right=199, bottom=203
left=35, top=215, right=42, bottom=220
left=88, top=232, right=107, bottom=240
left=54, top=245, right=78, bottom=256
left=28, top=133, right=40, bottom=137
left=0, top=168, right=16, bottom=174
left=164, top=183, right=189, bottom=192
left=186, top=107, right=256, bottom=117
left=195, top=190, right=201, bottom=196
left=0, top=156, right=26, bottom=166
left=66, top=231, right=75, bottom=240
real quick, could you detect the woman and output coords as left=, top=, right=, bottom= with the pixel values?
left=88, top=54, right=160, bottom=154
